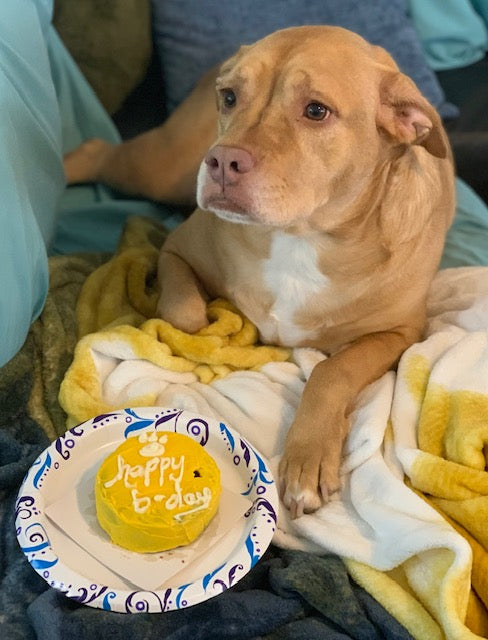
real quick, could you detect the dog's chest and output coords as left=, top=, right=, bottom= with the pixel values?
left=256, top=232, right=330, bottom=345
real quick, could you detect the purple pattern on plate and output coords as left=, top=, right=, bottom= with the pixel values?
left=15, top=495, right=36, bottom=521
left=125, top=590, right=170, bottom=613
left=213, top=563, right=245, bottom=592
left=155, top=409, right=183, bottom=429
left=55, top=425, right=84, bottom=461
left=72, top=585, right=109, bottom=606
left=186, top=418, right=209, bottom=446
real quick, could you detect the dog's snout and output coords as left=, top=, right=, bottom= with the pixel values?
left=205, top=145, right=255, bottom=187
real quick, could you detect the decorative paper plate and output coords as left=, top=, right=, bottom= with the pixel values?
left=15, top=407, right=278, bottom=613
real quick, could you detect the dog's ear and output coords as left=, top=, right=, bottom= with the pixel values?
left=377, top=71, right=447, bottom=159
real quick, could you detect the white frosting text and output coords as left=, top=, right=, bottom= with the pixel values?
left=103, top=432, right=212, bottom=518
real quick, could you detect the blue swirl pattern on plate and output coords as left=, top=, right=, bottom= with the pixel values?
left=15, top=407, right=279, bottom=613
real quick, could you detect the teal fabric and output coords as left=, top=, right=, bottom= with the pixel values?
left=0, top=0, right=63, bottom=367
left=408, top=0, right=488, bottom=70
left=52, top=192, right=184, bottom=255
left=473, top=0, right=488, bottom=22
left=442, top=179, right=488, bottom=268
left=47, top=27, right=120, bottom=155
left=0, top=0, right=183, bottom=367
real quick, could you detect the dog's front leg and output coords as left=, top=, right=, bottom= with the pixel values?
left=157, top=250, right=209, bottom=333
left=279, top=328, right=421, bottom=518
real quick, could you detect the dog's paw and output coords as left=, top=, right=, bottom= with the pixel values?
left=157, top=295, right=209, bottom=334
left=278, top=445, right=341, bottom=519
left=64, top=138, right=113, bottom=184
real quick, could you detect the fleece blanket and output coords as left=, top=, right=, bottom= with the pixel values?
left=1, top=218, right=415, bottom=640
left=56, top=217, right=488, bottom=640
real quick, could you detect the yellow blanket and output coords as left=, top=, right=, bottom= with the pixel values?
left=60, top=216, right=290, bottom=425
left=59, top=218, right=488, bottom=640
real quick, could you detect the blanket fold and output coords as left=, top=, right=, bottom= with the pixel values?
left=75, top=216, right=166, bottom=336
left=62, top=217, right=290, bottom=424
left=391, top=275, right=488, bottom=636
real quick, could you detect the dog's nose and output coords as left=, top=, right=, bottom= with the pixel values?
left=205, top=145, right=255, bottom=187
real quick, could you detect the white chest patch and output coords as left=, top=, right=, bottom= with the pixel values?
left=260, top=232, right=330, bottom=345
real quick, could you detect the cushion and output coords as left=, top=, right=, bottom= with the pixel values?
left=53, top=0, right=153, bottom=114
left=151, top=0, right=457, bottom=118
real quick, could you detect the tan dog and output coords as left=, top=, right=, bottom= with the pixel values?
left=65, top=26, right=455, bottom=518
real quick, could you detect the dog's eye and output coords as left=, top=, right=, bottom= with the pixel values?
left=304, top=102, right=331, bottom=121
left=221, top=88, right=237, bottom=109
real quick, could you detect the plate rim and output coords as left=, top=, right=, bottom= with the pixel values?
left=15, top=407, right=278, bottom=613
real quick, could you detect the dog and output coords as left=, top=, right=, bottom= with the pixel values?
left=65, top=26, right=455, bottom=518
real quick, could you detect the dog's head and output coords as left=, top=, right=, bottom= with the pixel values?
left=197, top=25, right=448, bottom=230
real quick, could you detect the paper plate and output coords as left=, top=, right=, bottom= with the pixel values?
left=15, top=407, right=278, bottom=613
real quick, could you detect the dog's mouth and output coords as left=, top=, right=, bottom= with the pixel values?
left=203, top=194, right=258, bottom=224
left=197, top=160, right=262, bottom=224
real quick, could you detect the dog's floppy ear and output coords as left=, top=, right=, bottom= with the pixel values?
left=377, top=71, right=447, bottom=159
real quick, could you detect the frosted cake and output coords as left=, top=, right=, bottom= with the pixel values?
left=95, top=431, right=221, bottom=553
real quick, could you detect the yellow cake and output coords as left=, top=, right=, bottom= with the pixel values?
left=95, top=431, right=221, bottom=553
